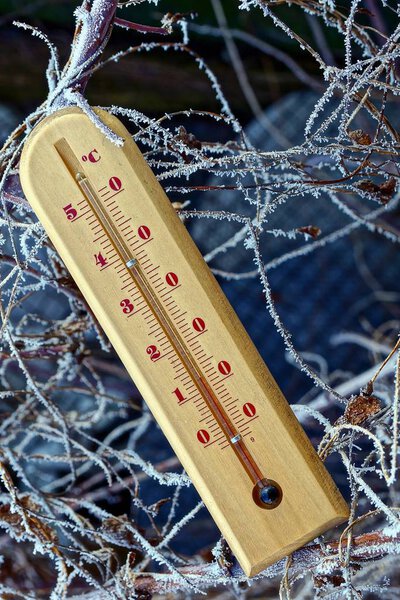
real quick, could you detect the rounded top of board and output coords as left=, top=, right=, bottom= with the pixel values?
left=21, top=106, right=126, bottom=173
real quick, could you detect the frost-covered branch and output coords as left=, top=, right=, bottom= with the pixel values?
left=1, top=0, right=400, bottom=597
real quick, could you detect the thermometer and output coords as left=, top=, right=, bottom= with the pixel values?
left=20, top=107, right=349, bottom=577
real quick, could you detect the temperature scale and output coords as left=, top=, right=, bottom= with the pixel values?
left=20, top=107, right=349, bottom=577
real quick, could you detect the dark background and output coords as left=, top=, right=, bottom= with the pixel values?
left=0, top=0, right=338, bottom=118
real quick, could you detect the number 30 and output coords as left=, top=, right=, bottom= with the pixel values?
left=120, top=299, right=134, bottom=314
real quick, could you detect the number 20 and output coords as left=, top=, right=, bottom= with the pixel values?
left=146, top=345, right=161, bottom=361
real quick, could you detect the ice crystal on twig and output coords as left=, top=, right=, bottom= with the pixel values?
left=1, top=0, right=400, bottom=597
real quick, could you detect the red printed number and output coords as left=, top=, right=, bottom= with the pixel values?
left=146, top=345, right=161, bottom=361
left=243, top=402, right=256, bottom=417
left=120, top=299, right=134, bottom=314
left=63, top=203, right=77, bottom=221
left=138, top=225, right=151, bottom=240
left=94, top=252, right=107, bottom=267
left=165, top=272, right=179, bottom=287
left=172, top=387, right=186, bottom=403
left=109, top=176, right=122, bottom=191
left=197, top=429, right=210, bottom=444
left=192, top=317, right=206, bottom=332
left=218, top=360, right=231, bottom=375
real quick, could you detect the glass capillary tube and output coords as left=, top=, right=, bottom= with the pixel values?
left=54, top=138, right=267, bottom=489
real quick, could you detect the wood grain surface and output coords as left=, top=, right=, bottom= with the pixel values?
left=20, top=106, right=349, bottom=577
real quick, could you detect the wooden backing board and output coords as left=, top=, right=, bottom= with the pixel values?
left=19, top=107, right=349, bottom=577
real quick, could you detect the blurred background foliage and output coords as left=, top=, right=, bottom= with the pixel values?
left=0, top=0, right=348, bottom=117
left=1, top=2, right=400, bottom=595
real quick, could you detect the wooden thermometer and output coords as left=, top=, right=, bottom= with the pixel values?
left=20, top=107, right=349, bottom=576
